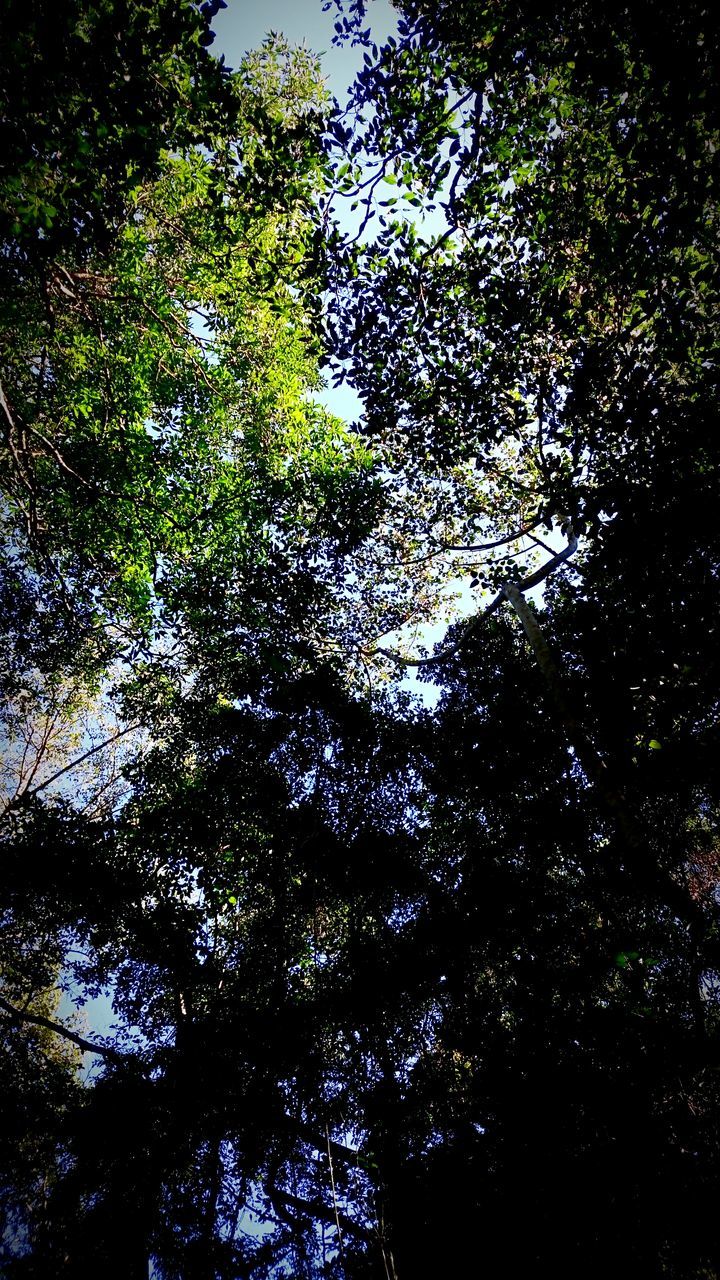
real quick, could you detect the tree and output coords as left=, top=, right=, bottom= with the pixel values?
left=1, top=4, right=377, bottom=667
left=3, top=0, right=720, bottom=1276
left=315, top=1, right=720, bottom=1273
left=1, top=4, right=382, bottom=1273
left=328, top=0, right=720, bottom=652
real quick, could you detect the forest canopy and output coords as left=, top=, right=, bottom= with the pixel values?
left=1, top=1, right=720, bottom=1276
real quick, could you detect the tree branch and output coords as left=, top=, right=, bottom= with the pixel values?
left=2, top=722, right=141, bottom=816
left=0, top=992, right=123, bottom=1062
left=502, top=580, right=644, bottom=852
left=286, top=1118, right=367, bottom=1170
left=436, top=514, right=543, bottom=553
left=372, top=529, right=578, bottom=669
left=374, top=589, right=505, bottom=667
left=266, top=1181, right=372, bottom=1244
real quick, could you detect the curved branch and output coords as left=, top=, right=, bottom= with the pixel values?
left=0, top=992, right=123, bottom=1063
left=374, top=590, right=505, bottom=668
left=266, top=1181, right=372, bottom=1244
left=437, top=514, right=543, bottom=553
left=516, top=529, right=578, bottom=591
left=372, top=529, right=578, bottom=669
left=284, top=1118, right=366, bottom=1170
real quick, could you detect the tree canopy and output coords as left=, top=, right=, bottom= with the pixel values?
left=2, top=1, right=720, bottom=1277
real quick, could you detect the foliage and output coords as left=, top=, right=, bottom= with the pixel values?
left=0, top=4, right=379, bottom=1271
left=327, top=0, right=720, bottom=623
left=0, top=0, right=231, bottom=252
left=1, top=9, right=377, bottom=678
left=2, top=1, right=720, bottom=1278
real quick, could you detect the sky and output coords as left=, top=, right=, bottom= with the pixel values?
left=212, top=0, right=398, bottom=102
